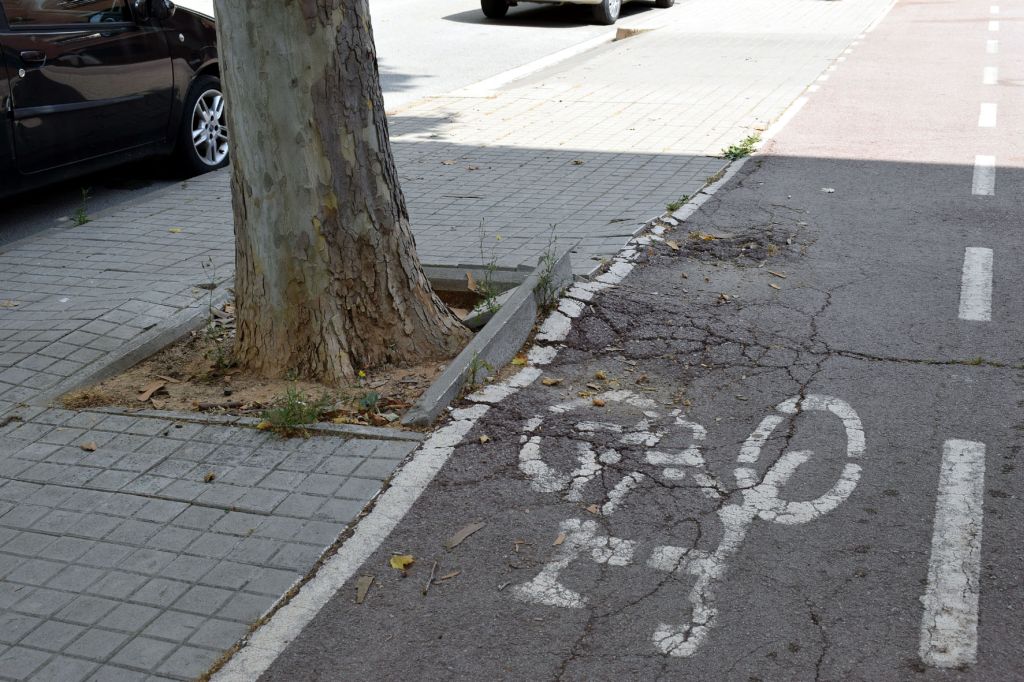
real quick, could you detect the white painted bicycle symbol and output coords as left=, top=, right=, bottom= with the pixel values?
left=512, top=390, right=865, bottom=658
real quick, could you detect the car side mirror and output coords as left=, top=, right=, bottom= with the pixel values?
left=151, top=0, right=176, bottom=20
left=133, top=0, right=175, bottom=21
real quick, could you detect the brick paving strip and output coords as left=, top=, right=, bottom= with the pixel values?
left=0, top=409, right=420, bottom=681
left=0, top=0, right=894, bottom=677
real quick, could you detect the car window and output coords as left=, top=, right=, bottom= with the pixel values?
left=1, top=0, right=131, bottom=27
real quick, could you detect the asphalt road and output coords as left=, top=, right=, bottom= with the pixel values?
left=2, top=0, right=667, bottom=248
left=258, top=0, right=1024, bottom=678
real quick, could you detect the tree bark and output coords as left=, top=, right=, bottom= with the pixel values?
left=212, top=0, right=469, bottom=384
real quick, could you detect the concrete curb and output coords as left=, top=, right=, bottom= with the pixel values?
left=33, top=285, right=233, bottom=406
left=401, top=244, right=575, bottom=427
left=82, top=407, right=427, bottom=442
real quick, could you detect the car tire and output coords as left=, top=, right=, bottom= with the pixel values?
left=481, top=0, right=509, bottom=19
left=592, top=0, right=621, bottom=25
left=177, top=75, right=229, bottom=175
left=654, top=0, right=674, bottom=6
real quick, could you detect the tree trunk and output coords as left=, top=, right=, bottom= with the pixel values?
left=212, top=0, right=469, bottom=384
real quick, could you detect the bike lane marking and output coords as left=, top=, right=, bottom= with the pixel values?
left=971, top=155, right=996, bottom=195
left=958, top=247, right=994, bottom=322
left=978, top=102, right=997, bottom=127
left=512, top=392, right=866, bottom=658
left=919, top=440, right=986, bottom=669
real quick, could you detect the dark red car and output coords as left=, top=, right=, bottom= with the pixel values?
left=0, top=0, right=224, bottom=199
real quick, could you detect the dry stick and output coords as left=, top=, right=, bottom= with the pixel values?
left=422, top=561, right=439, bottom=596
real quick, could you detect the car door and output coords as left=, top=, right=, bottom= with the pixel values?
left=0, top=0, right=173, bottom=174
left=0, top=21, right=16, bottom=186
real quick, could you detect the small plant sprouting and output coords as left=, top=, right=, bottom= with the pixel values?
left=721, top=133, right=761, bottom=161
left=358, top=391, right=381, bottom=414
left=260, top=386, right=332, bottom=437
left=534, top=225, right=563, bottom=312
left=666, top=194, right=691, bottom=213
left=475, top=223, right=503, bottom=315
left=466, top=353, right=494, bottom=391
left=72, top=188, right=92, bottom=226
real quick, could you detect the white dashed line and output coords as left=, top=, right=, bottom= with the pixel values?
left=978, top=103, right=997, bottom=128
left=919, top=439, right=986, bottom=669
left=989, top=4, right=999, bottom=13
left=988, top=19, right=999, bottom=31
left=971, top=156, right=996, bottom=196
left=958, top=247, right=993, bottom=321
left=982, top=66, right=998, bottom=85
left=986, top=39, right=999, bottom=54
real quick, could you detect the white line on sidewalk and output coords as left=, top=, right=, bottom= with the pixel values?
left=982, top=66, right=998, bottom=85
left=978, top=103, right=997, bottom=128
left=988, top=19, right=999, bottom=31
left=972, top=156, right=996, bottom=196
left=919, top=439, right=986, bottom=669
left=990, top=4, right=999, bottom=13
left=958, top=247, right=993, bottom=321
left=986, top=39, right=999, bottom=54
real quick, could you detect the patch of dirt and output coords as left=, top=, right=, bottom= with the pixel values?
left=62, top=300, right=463, bottom=431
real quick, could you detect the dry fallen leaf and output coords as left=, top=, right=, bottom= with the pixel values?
left=169, top=227, right=183, bottom=233
left=592, top=398, right=606, bottom=407
left=594, top=370, right=607, bottom=380
left=203, top=472, right=216, bottom=483
left=467, top=165, right=480, bottom=171
left=541, top=377, right=563, bottom=386
left=445, top=522, right=486, bottom=551
left=256, top=420, right=272, bottom=431
left=768, top=271, right=787, bottom=279
left=511, top=355, right=528, bottom=366
left=355, top=575, right=374, bottom=604
left=769, top=283, right=781, bottom=290
left=439, top=570, right=461, bottom=581
left=666, top=240, right=680, bottom=251
left=572, top=159, right=584, bottom=166
left=577, top=391, right=593, bottom=398
left=441, top=159, right=456, bottom=165
left=586, top=504, right=601, bottom=515
left=389, top=554, right=415, bottom=571
left=137, top=380, right=167, bottom=402
left=79, top=442, right=98, bottom=452
left=479, top=435, right=490, bottom=444
left=466, top=271, right=478, bottom=293
left=553, top=532, right=567, bottom=546
left=0, top=299, right=19, bottom=308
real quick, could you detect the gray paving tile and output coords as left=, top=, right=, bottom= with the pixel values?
left=0, top=645, right=52, bottom=680
left=65, top=628, right=131, bottom=662
left=0, top=611, right=43, bottom=645
left=19, top=619, right=87, bottom=652
left=110, top=636, right=175, bottom=670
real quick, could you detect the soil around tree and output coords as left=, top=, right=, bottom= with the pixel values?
left=61, top=298, right=476, bottom=431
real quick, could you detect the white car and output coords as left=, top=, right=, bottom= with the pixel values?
left=481, top=0, right=673, bottom=25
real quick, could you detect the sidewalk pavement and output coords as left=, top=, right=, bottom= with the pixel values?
left=0, top=0, right=893, bottom=678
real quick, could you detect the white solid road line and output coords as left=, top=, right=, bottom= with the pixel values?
left=987, top=39, right=999, bottom=54
left=972, top=155, right=996, bottom=196
left=982, top=66, right=998, bottom=85
left=988, top=19, right=999, bottom=31
left=978, top=103, right=997, bottom=128
left=919, top=439, right=986, bottom=669
left=958, top=248, right=993, bottom=321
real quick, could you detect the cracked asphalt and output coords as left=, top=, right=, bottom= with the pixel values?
left=259, top=0, right=1024, bottom=678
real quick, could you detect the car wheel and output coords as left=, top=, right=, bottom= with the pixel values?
left=481, top=0, right=509, bottom=19
left=177, top=75, right=229, bottom=175
left=654, top=0, right=674, bottom=6
left=592, top=0, right=621, bottom=24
